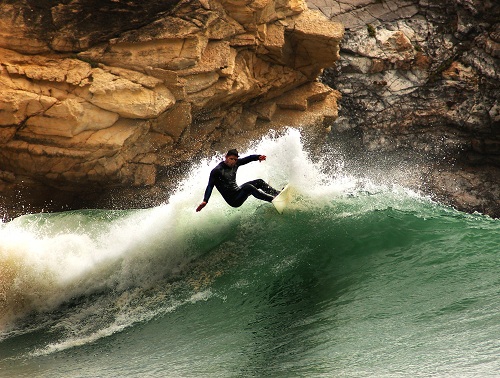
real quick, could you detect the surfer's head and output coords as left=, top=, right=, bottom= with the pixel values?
left=224, top=149, right=239, bottom=167
left=226, top=149, right=239, bottom=158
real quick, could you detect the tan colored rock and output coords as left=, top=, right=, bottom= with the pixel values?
left=277, top=81, right=333, bottom=110
left=0, top=49, right=92, bottom=86
left=130, top=163, right=157, bottom=186
left=254, top=101, right=278, bottom=121
left=276, top=0, right=308, bottom=18
left=153, top=102, right=193, bottom=140
left=101, top=66, right=164, bottom=89
left=252, top=59, right=309, bottom=101
left=265, top=88, right=341, bottom=129
left=0, top=127, right=16, bottom=144
left=17, top=119, right=146, bottom=153
left=286, top=9, right=343, bottom=76
left=184, top=72, right=221, bottom=94
left=220, top=0, right=273, bottom=28
left=0, top=90, right=57, bottom=127
left=1, top=139, right=92, bottom=175
left=258, top=22, right=287, bottom=63
left=80, top=36, right=209, bottom=72
left=230, top=33, right=258, bottom=47
left=143, top=68, right=187, bottom=100
left=0, top=4, right=50, bottom=54
left=0, top=0, right=344, bottom=198
left=177, top=41, right=236, bottom=77
left=25, top=98, right=119, bottom=138
left=82, top=119, right=148, bottom=151
left=205, top=12, right=245, bottom=40
left=74, top=69, right=176, bottom=119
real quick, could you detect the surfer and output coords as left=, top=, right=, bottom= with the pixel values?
left=196, top=149, right=280, bottom=212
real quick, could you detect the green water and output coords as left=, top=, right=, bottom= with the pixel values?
left=1, top=130, right=499, bottom=377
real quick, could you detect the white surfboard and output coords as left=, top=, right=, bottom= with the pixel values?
left=272, top=184, right=292, bottom=214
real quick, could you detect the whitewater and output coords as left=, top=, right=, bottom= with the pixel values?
left=1, top=129, right=499, bottom=377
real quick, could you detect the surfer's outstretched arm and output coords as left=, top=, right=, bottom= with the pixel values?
left=197, top=169, right=218, bottom=212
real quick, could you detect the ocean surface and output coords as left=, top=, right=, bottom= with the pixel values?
left=1, top=129, right=499, bottom=377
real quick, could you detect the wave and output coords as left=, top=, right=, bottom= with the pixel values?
left=1, top=128, right=497, bottom=362
left=0, top=130, right=323, bottom=330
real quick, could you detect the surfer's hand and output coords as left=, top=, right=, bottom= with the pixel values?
left=258, top=155, right=266, bottom=162
left=196, top=202, right=207, bottom=212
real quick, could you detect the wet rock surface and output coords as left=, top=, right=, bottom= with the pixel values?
left=311, top=0, right=499, bottom=217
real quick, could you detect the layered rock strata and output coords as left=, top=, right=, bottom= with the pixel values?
left=0, top=0, right=343, bottom=217
left=310, top=0, right=499, bottom=217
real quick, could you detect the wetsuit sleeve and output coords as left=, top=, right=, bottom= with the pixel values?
left=237, top=155, right=260, bottom=166
left=203, top=169, right=218, bottom=203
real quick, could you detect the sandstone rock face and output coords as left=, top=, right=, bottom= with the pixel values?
left=0, top=0, right=343, bottom=215
left=311, top=0, right=499, bottom=217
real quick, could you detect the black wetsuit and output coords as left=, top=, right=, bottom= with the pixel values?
left=203, top=155, right=280, bottom=207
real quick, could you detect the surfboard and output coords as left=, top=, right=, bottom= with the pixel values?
left=272, top=184, right=292, bottom=214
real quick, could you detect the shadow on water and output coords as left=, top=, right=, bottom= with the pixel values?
left=228, top=211, right=359, bottom=377
left=238, top=258, right=341, bottom=377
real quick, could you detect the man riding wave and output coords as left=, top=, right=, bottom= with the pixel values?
left=196, top=149, right=280, bottom=212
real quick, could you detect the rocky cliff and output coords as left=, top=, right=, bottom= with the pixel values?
left=1, top=0, right=499, bottom=219
left=310, top=0, right=499, bottom=217
left=0, top=0, right=343, bottom=217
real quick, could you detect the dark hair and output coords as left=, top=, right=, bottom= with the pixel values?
left=226, top=149, right=239, bottom=157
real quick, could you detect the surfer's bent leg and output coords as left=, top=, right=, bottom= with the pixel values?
left=247, top=179, right=280, bottom=197
left=229, top=180, right=275, bottom=207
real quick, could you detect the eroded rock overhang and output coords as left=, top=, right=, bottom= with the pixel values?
left=0, top=0, right=344, bottom=193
